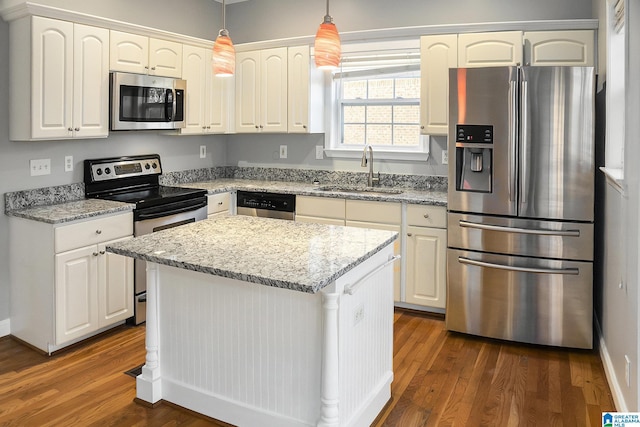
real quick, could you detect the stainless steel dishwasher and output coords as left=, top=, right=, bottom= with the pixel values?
left=236, top=191, right=296, bottom=220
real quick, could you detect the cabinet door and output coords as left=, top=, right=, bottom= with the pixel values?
left=524, top=30, right=595, bottom=67
left=288, top=45, right=310, bottom=133
left=261, top=47, right=288, bottom=132
left=405, top=226, right=447, bottom=308
left=182, top=45, right=208, bottom=134
left=110, top=30, right=149, bottom=74
left=55, top=245, right=99, bottom=345
left=420, top=35, right=457, bottom=135
left=458, top=31, right=523, bottom=67
left=346, top=220, right=402, bottom=301
left=98, top=237, right=134, bottom=327
left=235, top=51, right=261, bottom=133
left=149, top=38, right=183, bottom=78
left=208, top=69, right=234, bottom=133
left=73, top=24, right=109, bottom=138
left=31, top=17, right=74, bottom=139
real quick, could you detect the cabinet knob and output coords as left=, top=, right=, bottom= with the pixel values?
left=95, top=229, right=102, bottom=234
left=420, top=125, right=425, bottom=129
left=74, top=127, right=80, bottom=132
left=144, top=66, right=149, bottom=70
left=206, top=126, right=211, bottom=129
left=99, top=250, right=105, bottom=255
left=67, top=127, right=73, bottom=132
left=407, top=233, right=413, bottom=237
left=259, top=125, right=264, bottom=129
left=202, top=126, right=206, bottom=130
left=93, top=252, right=99, bottom=257
left=151, top=67, right=156, bottom=71
left=423, top=213, right=430, bottom=219
left=303, top=125, right=307, bottom=129
left=255, top=125, right=259, bottom=129
left=217, top=201, right=223, bottom=205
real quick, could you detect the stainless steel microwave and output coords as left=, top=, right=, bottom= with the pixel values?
left=110, top=72, right=186, bottom=131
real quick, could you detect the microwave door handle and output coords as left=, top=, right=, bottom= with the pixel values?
left=165, top=89, right=173, bottom=121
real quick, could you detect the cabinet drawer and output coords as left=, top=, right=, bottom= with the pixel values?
left=296, top=196, right=345, bottom=219
left=55, top=213, right=133, bottom=253
left=207, top=193, right=230, bottom=215
left=406, top=204, right=446, bottom=228
left=345, top=200, right=401, bottom=225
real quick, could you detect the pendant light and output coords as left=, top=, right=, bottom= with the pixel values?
left=314, top=0, right=341, bottom=69
left=212, top=0, right=235, bottom=76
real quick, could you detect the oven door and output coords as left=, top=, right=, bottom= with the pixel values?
left=132, top=199, right=207, bottom=324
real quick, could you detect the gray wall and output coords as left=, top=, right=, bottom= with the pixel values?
left=0, top=0, right=595, bottom=324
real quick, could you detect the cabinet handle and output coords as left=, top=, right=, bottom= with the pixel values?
left=93, top=252, right=99, bottom=257
left=95, top=229, right=102, bottom=234
left=423, top=213, right=430, bottom=219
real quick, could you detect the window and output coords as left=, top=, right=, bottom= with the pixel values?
left=324, top=40, right=429, bottom=161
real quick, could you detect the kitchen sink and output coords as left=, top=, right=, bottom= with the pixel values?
left=316, top=185, right=403, bottom=195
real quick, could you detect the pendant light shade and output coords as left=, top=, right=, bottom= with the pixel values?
left=314, top=0, right=341, bottom=69
left=213, top=0, right=235, bottom=76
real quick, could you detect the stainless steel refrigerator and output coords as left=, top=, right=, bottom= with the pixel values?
left=446, top=66, right=595, bottom=349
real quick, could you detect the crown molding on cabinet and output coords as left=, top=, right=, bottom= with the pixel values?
left=0, top=1, right=599, bottom=52
left=0, top=1, right=214, bottom=48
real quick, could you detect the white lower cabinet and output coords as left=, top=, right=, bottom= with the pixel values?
left=404, top=205, right=447, bottom=309
left=207, top=192, right=231, bottom=218
left=10, top=212, right=133, bottom=354
left=295, top=195, right=346, bottom=225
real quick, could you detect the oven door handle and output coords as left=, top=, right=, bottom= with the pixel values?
left=136, top=200, right=207, bottom=221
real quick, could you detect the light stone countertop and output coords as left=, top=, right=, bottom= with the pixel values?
left=106, top=215, right=398, bottom=293
left=6, top=199, right=134, bottom=224
left=179, top=179, right=448, bottom=206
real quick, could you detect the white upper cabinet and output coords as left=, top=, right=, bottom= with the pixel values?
left=110, top=30, right=182, bottom=78
left=420, top=34, right=458, bottom=136
left=235, top=47, right=288, bottom=133
left=523, top=30, right=595, bottom=66
left=287, top=45, right=324, bottom=133
left=181, top=45, right=234, bottom=134
left=458, top=31, right=524, bottom=67
left=9, top=16, right=109, bottom=141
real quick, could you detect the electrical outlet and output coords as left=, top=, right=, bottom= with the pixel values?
left=354, top=304, right=364, bottom=325
left=626, top=355, right=631, bottom=387
left=199, top=145, right=206, bottom=159
left=30, top=158, right=51, bottom=176
left=279, top=145, right=288, bottom=159
left=315, top=146, right=324, bottom=160
left=64, top=155, right=73, bottom=172
left=442, top=150, right=448, bottom=165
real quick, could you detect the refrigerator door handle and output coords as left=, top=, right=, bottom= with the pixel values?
left=520, top=78, right=529, bottom=204
left=458, top=257, right=580, bottom=275
left=508, top=80, right=518, bottom=202
left=459, top=220, right=580, bottom=237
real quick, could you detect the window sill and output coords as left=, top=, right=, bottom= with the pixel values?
left=323, top=148, right=430, bottom=162
left=600, top=167, right=626, bottom=196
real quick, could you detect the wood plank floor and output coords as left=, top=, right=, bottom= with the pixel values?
left=0, top=309, right=615, bottom=426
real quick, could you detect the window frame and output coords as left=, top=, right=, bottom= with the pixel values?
left=323, top=40, right=430, bottom=161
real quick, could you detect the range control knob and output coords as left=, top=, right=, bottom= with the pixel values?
left=96, top=168, right=102, bottom=175
left=145, top=163, right=151, bottom=170
left=152, top=162, right=158, bottom=169
left=104, top=167, right=111, bottom=175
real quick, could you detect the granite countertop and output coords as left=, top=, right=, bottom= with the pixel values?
left=6, top=199, right=134, bottom=224
left=107, top=215, right=398, bottom=293
left=179, top=179, right=448, bottom=206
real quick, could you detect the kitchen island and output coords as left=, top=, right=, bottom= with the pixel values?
left=107, top=215, right=398, bottom=427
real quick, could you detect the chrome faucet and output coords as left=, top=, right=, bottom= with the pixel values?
left=361, top=145, right=380, bottom=187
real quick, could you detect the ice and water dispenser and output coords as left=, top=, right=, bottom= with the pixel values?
left=454, top=124, right=493, bottom=193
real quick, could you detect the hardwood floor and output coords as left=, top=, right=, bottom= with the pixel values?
left=0, top=309, right=615, bottom=426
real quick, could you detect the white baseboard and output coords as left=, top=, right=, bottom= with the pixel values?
left=595, top=315, right=628, bottom=411
left=0, top=318, right=10, bottom=338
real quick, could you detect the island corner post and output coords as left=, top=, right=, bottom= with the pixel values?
left=135, top=245, right=397, bottom=427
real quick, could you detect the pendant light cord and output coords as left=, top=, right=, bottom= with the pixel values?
left=222, top=0, right=226, bottom=31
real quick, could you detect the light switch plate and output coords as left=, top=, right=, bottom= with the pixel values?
left=315, top=146, right=324, bottom=160
left=64, top=155, right=73, bottom=172
left=30, top=158, right=51, bottom=176
left=279, top=145, right=287, bottom=159
left=200, top=145, right=206, bottom=159
left=442, top=150, right=448, bottom=165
